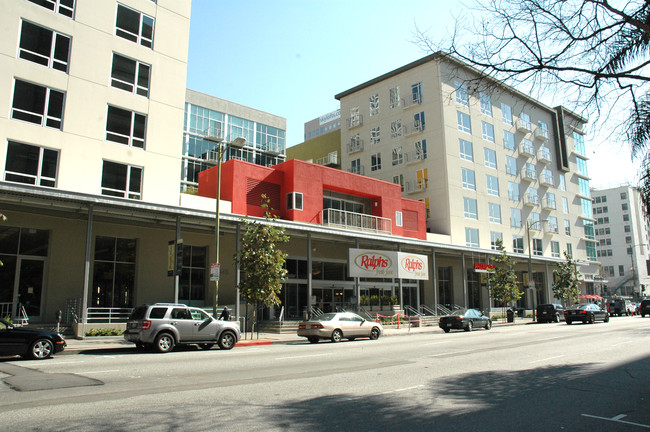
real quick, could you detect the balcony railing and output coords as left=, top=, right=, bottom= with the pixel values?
left=539, top=173, right=554, bottom=186
left=519, top=142, right=535, bottom=157
left=521, top=168, right=536, bottom=181
left=347, top=165, right=365, bottom=175
left=535, top=127, right=549, bottom=141
left=537, top=147, right=552, bottom=164
left=404, top=149, right=427, bottom=164
left=316, top=152, right=338, bottom=166
left=347, top=139, right=364, bottom=154
left=545, top=224, right=559, bottom=235
left=524, top=193, right=539, bottom=206
left=405, top=178, right=428, bottom=193
left=517, top=119, right=532, bottom=133
left=346, top=115, right=363, bottom=129
left=403, top=120, right=425, bottom=136
left=400, top=93, right=422, bottom=109
left=542, top=196, right=557, bottom=210
left=322, top=208, right=392, bottom=235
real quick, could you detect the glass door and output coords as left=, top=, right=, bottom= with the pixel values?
left=15, top=258, right=45, bottom=320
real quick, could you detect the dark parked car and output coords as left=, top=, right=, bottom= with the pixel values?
left=439, top=308, right=492, bottom=333
left=536, top=303, right=565, bottom=323
left=0, top=318, right=66, bottom=360
left=564, top=304, right=609, bottom=324
left=640, top=299, right=650, bottom=317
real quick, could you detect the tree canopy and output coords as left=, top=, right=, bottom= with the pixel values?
left=552, top=251, right=583, bottom=306
left=416, top=0, right=650, bottom=212
left=488, top=238, right=523, bottom=306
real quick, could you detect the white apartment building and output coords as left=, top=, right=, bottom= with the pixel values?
left=592, top=185, right=650, bottom=299
left=335, top=53, right=596, bottom=265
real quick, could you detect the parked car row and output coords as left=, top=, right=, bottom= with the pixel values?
left=0, top=318, right=66, bottom=360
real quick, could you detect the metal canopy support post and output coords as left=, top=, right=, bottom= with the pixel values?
left=174, top=215, right=180, bottom=303
left=432, top=249, right=437, bottom=312
left=81, top=204, right=94, bottom=326
left=307, top=233, right=313, bottom=316
left=355, top=238, right=360, bottom=311
left=236, top=223, right=241, bottom=322
left=462, top=253, right=467, bottom=308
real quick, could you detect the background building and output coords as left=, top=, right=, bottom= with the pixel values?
left=592, top=185, right=650, bottom=299
left=303, top=108, right=340, bottom=142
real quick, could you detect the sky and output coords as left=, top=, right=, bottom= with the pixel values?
left=185, top=0, right=639, bottom=190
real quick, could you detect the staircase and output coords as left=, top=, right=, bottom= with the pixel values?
left=256, top=320, right=300, bottom=334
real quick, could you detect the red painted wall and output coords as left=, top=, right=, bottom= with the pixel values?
left=198, top=159, right=426, bottom=240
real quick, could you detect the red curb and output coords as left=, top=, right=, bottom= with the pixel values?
left=236, top=340, right=273, bottom=347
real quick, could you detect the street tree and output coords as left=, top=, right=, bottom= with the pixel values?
left=415, top=0, right=650, bottom=212
left=488, top=238, right=522, bottom=317
left=234, top=195, right=289, bottom=335
left=552, top=251, right=583, bottom=306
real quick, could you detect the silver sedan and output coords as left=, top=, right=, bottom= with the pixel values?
left=297, top=312, right=383, bottom=343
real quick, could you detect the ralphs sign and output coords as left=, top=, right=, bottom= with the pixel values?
left=349, top=249, right=428, bottom=280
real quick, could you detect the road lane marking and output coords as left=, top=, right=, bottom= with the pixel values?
left=380, top=385, right=425, bottom=395
left=529, top=355, right=565, bottom=364
left=429, top=350, right=474, bottom=357
left=79, top=370, right=120, bottom=374
left=275, top=353, right=331, bottom=360
left=582, top=413, right=650, bottom=429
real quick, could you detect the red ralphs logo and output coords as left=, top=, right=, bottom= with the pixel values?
left=401, top=255, right=425, bottom=272
left=355, top=253, right=392, bottom=270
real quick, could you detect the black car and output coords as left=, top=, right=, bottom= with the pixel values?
left=564, top=304, right=609, bottom=325
left=639, top=299, right=650, bottom=317
left=536, top=303, right=565, bottom=323
left=0, top=318, right=66, bottom=359
left=439, top=308, right=492, bottom=333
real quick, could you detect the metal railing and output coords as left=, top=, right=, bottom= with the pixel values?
left=86, top=307, right=133, bottom=323
left=322, top=208, right=392, bottom=235
left=404, top=305, right=421, bottom=316
left=420, top=304, right=437, bottom=316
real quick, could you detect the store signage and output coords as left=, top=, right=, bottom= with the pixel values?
left=473, top=263, right=496, bottom=273
left=348, top=249, right=428, bottom=280
left=319, top=109, right=340, bottom=125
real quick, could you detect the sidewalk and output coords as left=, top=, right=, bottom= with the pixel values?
left=62, top=317, right=533, bottom=353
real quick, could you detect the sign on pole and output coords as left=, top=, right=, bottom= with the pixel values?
left=210, top=263, right=220, bottom=282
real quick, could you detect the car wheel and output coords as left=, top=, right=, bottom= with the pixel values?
left=604, top=314, right=609, bottom=323
left=642, top=314, right=645, bottom=317
left=199, top=343, right=214, bottom=350
left=308, top=337, right=319, bottom=344
left=554, top=314, right=560, bottom=323
left=443, top=328, right=451, bottom=333
left=464, top=321, right=473, bottom=332
left=485, top=320, right=492, bottom=330
left=370, top=327, right=381, bottom=340
left=27, top=338, right=54, bottom=360
left=218, top=331, right=236, bottom=350
left=566, top=320, right=572, bottom=325
left=588, top=315, right=595, bottom=324
left=331, top=329, right=343, bottom=343
left=154, top=332, right=175, bottom=353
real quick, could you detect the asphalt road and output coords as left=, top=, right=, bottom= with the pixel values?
left=1, top=316, right=649, bottom=431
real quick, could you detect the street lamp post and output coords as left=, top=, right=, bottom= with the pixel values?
left=204, top=131, right=246, bottom=317
left=628, top=243, right=647, bottom=299
left=527, top=219, right=548, bottom=322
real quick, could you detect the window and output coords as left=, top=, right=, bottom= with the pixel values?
left=491, top=232, right=503, bottom=250
left=537, top=121, right=548, bottom=139
left=504, top=131, right=515, bottom=150
left=562, top=197, right=569, bottom=213
left=558, top=174, right=566, bottom=191
left=392, top=147, right=403, bottom=166
left=28, top=0, right=74, bottom=17
left=395, top=211, right=403, bottom=227
left=459, top=139, right=473, bottom=161
left=11, top=79, right=64, bottom=129
left=350, top=158, right=361, bottom=174
left=551, top=241, right=560, bottom=258
left=111, top=53, right=151, bottom=97
left=487, top=175, right=499, bottom=196
left=4, top=141, right=58, bottom=187
left=506, top=156, right=517, bottom=176
left=462, top=168, right=476, bottom=190
left=619, top=265, right=625, bottom=276
left=526, top=187, right=539, bottom=205
left=18, top=20, right=71, bottom=72
left=501, top=103, right=512, bottom=125
left=511, top=208, right=522, bottom=228
left=389, top=86, right=400, bottom=108
left=393, top=174, right=404, bottom=192
left=579, top=178, right=591, bottom=197
left=369, top=94, right=379, bottom=116
left=529, top=212, right=541, bottom=227
left=465, top=228, right=479, bottom=247
left=414, top=111, right=426, bottom=131
left=564, top=219, right=571, bottom=235
left=513, top=236, right=524, bottom=253
left=415, top=140, right=427, bottom=160
left=508, top=182, right=519, bottom=201
left=367, top=152, right=381, bottom=171
left=520, top=112, right=531, bottom=130
left=455, top=81, right=469, bottom=105
left=566, top=243, right=573, bottom=258
left=391, top=120, right=403, bottom=138
left=625, top=236, right=632, bottom=244
left=623, top=213, right=630, bottom=222
left=581, top=198, right=593, bottom=218
left=545, top=192, right=556, bottom=209
left=577, top=158, right=589, bottom=177
left=286, top=192, right=303, bottom=210
left=464, top=197, right=478, bottom=219
left=116, top=4, right=154, bottom=48
left=622, top=203, right=629, bottom=211
left=548, top=216, right=558, bottom=233
left=489, top=203, right=501, bottom=224
left=625, top=225, right=631, bottom=233
left=101, top=160, right=142, bottom=199
left=92, top=236, right=136, bottom=308
left=457, top=111, right=471, bottom=133
left=370, top=127, right=380, bottom=146
left=416, top=168, right=428, bottom=189
left=411, top=82, right=422, bottom=104
left=484, top=148, right=497, bottom=169
left=106, top=106, right=146, bottom=148
left=179, top=245, right=207, bottom=303
left=620, top=192, right=627, bottom=200
left=480, top=92, right=492, bottom=116
left=482, top=121, right=495, bottom=142
left=533, top=238, right=543, bottom=256
left=573, top=131, right=586, bottom=157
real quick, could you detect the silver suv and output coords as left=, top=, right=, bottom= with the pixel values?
left=123, top=303, right=240, bottom=353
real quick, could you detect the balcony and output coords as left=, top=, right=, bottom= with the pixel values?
left=405, top=178, right=428, bottom=194
left=400, top=93, right=422, bottom=109
left=346, top=114, right=363, bottom=129
left=403, top=120, right=425, bottom=136
left=537, top=147, right=552, bottom=164
left=521, top=168, right=537, bottom=182
left=347, top=138, right=364, bottom=154
left=544, top=223, right=560, bottom=235
left=517, top=119, right=532, bottom=133
left=322, top=208, right=392, bottom=235
left=404, top=149, right=427, bottom=164
left=347, top=164, right=365, bottom=175
left=519, top=142, right=535, bottom=157
left=539, top=173, right=554, bottom=187
left=524, top=193, right=539, bottom=206
left=534, top=127, right=549, bottom=141
left=316, top=152, right=338, bottom=167
left=542, top=196, right=557, bottom=210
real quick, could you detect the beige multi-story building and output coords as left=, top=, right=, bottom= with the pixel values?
left=592, top=185, right=650, bottom=299
left=335, top=53, right=596, bottom=266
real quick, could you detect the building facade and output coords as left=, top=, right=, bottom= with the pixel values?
left=592, top=185, right=650, bottom=299
left=303, top=108, right=341, bottom=142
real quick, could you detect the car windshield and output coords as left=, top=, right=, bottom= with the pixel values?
left=538, top=304, right=553, bottom=310
left=579, top=304, right=595, bottom=310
